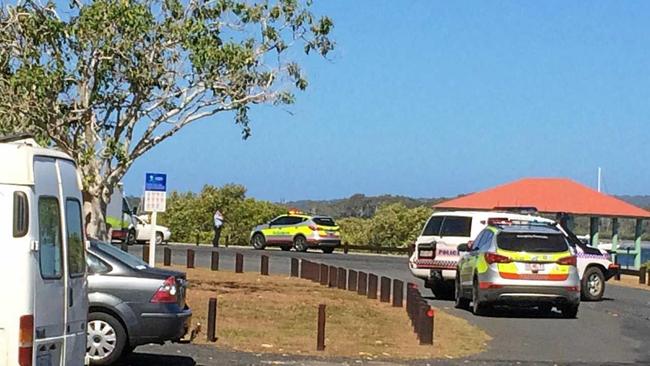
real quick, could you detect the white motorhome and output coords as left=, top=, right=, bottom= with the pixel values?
left=0, top=136, right=87, bottom=365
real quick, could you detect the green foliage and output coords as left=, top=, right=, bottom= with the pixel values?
left=338, top=203, right=433, bottom=248
left=159, top=184, right=285, bottom=245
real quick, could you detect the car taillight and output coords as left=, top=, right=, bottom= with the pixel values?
left=484, top=252, right=512, bottom=264
left=150, top=276, right=178, bottom=303
left=557, top=256, right=577, bottom=266
left=19, top=314, right=33, bottom=366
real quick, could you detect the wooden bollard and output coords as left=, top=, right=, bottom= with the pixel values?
left=418, top=305, right=434, bottom=345
left=344, top=242, right=349, bottom=254
left=357, top=272, right=368, bottom=296
left=319, top=264, right=329, bottom=286
left=207, top=297, right=217, bottom=342
left=380, top=276, right=391, bottom=303
left=311, top=262, right=320, bottom=282
left=235, top=253, right=244, bottom=273
left=261, top=255, right=269, bottom=276
left=211, top=251, right=219, bottom=271
left=316, top=304, right=326, bottom=351
left=300, top=260, right=308, bottom=279
left=291, top=258, right=299, bottom=277
left=120, top=241, right=128, bottom=252
left=163, top=247, right=171, bottom=266
left=367, top=274, right=378, bottom=300
left=408, top=244, right=415, bottom=258
left=348, top=270, right=358, bottom=292
left=392, top=279, right=404, bottom=307
left=142, top=245, right=149, bottom=262
left=186, top=249, right=194, bottom=268
left=337, top=268, right=347, bottom=290
left=328, top=266, right=338, bottom=288
left=639, top=265, right=647, bottom=284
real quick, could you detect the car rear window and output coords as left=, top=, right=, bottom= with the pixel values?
left=422, top=216, right=443, bottom=236
left=92, top=240, right=149, bottom=270
left=497, top=233, right=568, bottom=253
left=313, top=217, right=337, bottom=227
left=440, top=216, right=472, bottom=237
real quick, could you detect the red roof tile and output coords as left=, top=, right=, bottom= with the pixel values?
left=434, top=178, right=650, bottom=218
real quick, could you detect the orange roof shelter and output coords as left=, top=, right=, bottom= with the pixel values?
left=434, top=178, right=650, bottom=219
left=435, top=178, right=649, bottom=268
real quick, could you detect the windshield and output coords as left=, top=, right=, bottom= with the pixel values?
left=91, top=240, right=149, bottom=270
left=497, top=233, right=568, bottom=253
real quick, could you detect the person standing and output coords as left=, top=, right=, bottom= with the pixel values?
left=213, top=209, right=224, bottom=247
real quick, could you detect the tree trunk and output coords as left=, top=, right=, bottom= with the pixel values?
left=83, top=182, right=112, bottom=241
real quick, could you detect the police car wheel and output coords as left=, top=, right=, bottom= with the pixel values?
left=293, top=236, right=308, bottom=252
left=252, top=233, right=266, bottom=250
left=471, top=278, right=488, bottom=316
left=126, top=229, right=136, bottom=245
left=581, top=267, right=605, bottom=301
left=454, top=275, right=470, bottom=310
left=155, top=232, right=164, bottom=246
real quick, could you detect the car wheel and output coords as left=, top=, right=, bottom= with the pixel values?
left=252, top=233, right=266, bottom=250
left=155, top=232, right=164, bottom=246
left=560, top=304, right=579, bottom=319
left=293, top=235, right=308, bottom=252
left=322, top=247, right=334, bottom=254
left=126, top=229, right=136, bottom=246
left=582, top=266, right=605, bottom=301
left=454, top=275, right=470, bottom=310
left=472, top=277, right=488, bottom=316
left=87, top=312, right=127, bottom=365
left=280, top=245, right=291, bottom=251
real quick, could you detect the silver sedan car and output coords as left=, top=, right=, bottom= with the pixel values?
left=86, top=240, right=191, bottom=365
left=455, top=223, right=581, bottom=318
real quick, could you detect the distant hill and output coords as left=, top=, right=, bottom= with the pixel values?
left=284, top=194, right=650, bottom=218
left=617, top=195, right=650, bottom=210
left=283, top=194, right=448, bottom=218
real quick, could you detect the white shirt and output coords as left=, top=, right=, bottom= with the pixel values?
left=214, top=211, right=224, bottom=228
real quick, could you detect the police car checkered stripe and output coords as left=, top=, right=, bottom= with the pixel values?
left=414, top=259, right=457, bottom=269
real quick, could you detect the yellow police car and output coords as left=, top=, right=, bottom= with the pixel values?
left=455, top=222, right=581, bottom=318
left=250, top=211, right=341, bottom=253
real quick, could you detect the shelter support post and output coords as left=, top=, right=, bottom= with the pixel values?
left=590, top=217, right=600, bottom=247
left=634, top=219, right=643, bottom=269
left=611, top=218, right=619, bottom=263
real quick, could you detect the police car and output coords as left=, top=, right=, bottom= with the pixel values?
left=455, top=223, right=581, bottom=317
left=410, top=212, right=619, bottom=301
left=250, top=211, right=341, bottom=253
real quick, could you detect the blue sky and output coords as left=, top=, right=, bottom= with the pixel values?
left=124, top=1, right=650, bottom=201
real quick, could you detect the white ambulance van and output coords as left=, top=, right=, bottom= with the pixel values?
left=0, top=136, right=87, bottom=365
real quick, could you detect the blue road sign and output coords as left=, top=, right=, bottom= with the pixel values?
left=144, top=173, right=167, bottom=192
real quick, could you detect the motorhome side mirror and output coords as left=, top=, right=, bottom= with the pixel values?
left=457, top=243, right=469, bottom=252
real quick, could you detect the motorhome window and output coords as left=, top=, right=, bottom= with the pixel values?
left=66, top=199, right=85, bottom=277
left=13, top=192, right=28, bottom=237
left=38, top=197, right=63, bottom=279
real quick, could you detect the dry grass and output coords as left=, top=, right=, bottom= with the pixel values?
left=174, top=266, right=490, bottom=360
left=609, top=274, right=650, bottom=291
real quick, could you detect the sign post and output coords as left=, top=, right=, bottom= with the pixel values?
left=144, top=173, right=167, bottom=267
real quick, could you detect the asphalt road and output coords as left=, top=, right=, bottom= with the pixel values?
left=126, top=244, right=650, bottom=365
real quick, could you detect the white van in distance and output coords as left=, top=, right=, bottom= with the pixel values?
left=0, top=136, right=87, bottom=366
